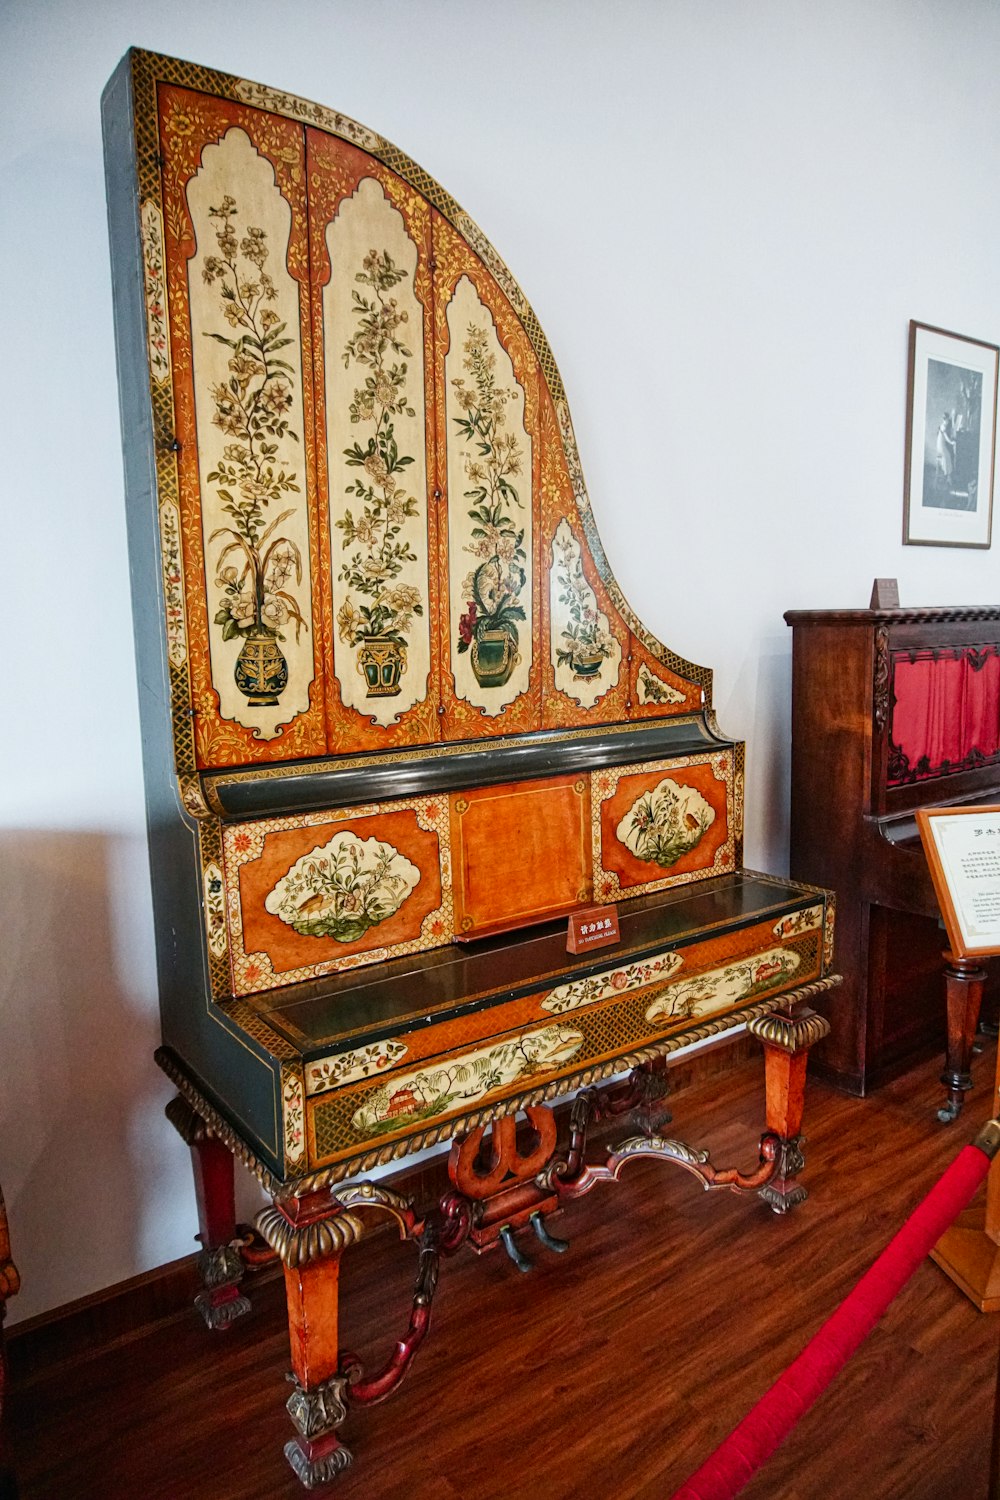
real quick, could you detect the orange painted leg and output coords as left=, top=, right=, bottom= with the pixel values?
left=748, top=1006, right=831, bottom=1214
left=257, top=1191, right=360, bottom=1488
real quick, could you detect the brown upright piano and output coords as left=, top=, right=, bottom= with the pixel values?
left=104, top=49, right=838, bottom=1488
left=785, top=605, right=1000, bottom=1103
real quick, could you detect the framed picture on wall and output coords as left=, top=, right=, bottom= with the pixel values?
left=903, top=321, right=998, bottom=548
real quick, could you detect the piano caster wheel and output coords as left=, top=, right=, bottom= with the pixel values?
left=937, top=1099, right=961, bottom=1124
left=499, top=1225, right=533, bottom=1274
left=530, top=1211, right=569, bottom=1254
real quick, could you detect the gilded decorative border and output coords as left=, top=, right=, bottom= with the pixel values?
left=873, top=626, right=891, bottom=733
left=130, top=51, right=236, bottom=786
left=220, top=998, right=300, bottom=1059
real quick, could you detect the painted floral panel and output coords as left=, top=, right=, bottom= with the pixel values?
left=325, top=177, right=431, bottom=726
left=350, top=1024, right=583, bottom=1135
left=637, top=663, right=685, bottom=707
left=594, top=754, right=734, bottom=901
left=186, top=127, right=315, bottom=740
left=773, top=905, right=823, bottom=940
left=644, top=947, right=802, bottom=1026
left=265, top=831, right=420, bottom=942
left=446, top=276, right=533, bottom=715
left=617, top=779, right=715, bottom=868
left=306, top=1039, right=409, bottom=1098
left=540, top=951, right=684, bottom=1015
left=224, top=797, right=450, bottom=993
left=282, top=1067, right=306, bottom=1167
left=549, top=519, right=622, bottom=708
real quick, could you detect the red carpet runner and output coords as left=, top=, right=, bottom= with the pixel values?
left=671, top=1130, right=997, bottom=1500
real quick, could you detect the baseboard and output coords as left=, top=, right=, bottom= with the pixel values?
left=6, top=1037, right=756, bottom=1381
left=7, top=1251, right=282, bottom=1386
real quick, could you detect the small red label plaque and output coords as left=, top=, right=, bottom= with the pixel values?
left=567, top=904, right=620, bottom=955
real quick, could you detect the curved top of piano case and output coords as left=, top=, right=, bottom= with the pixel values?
left=113, top=49, right=711, bottom=804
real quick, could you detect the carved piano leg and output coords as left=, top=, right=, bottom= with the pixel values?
left=256, top=1184, right=429, bottom=1488
left=938, top=951, right=987, bottom=1123
left=165, top=1096, right=251, bottom=1330
left=257, top=1191, right=357, bottom=1488
left=748, top=1006, right=831, bottom=1214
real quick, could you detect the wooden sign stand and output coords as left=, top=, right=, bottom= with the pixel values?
left=916, top=806, right=1000, bottom=1309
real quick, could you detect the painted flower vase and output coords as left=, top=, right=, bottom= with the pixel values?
left=471, top=626, right=519, bottom=688
left=234, top=628, right=288, bottom=706
left=357, top=637, right=406, bottom=697
left=571, top=647, right=605, bottom=681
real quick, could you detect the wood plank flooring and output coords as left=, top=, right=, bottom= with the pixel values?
left=8, top=1048, right=999, bottom=1499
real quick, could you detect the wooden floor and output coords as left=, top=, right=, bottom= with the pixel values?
left=9, top=1047, right=1000, bottom=1499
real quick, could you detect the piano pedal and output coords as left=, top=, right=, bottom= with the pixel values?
left=499, top=1225, right=533, bottom=1273
left=530, top=1211, right=569, bottom=1255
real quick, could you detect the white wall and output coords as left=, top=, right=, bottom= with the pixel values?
left=3, top=0, right=999, bottom=1324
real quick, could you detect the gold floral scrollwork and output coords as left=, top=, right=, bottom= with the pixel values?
left=160, top=502, right=188, bottom=668
left=140, top=200, right=171, bottom=383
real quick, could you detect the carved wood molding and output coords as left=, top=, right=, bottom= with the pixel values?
left=873, top=626, right=891, bottom=733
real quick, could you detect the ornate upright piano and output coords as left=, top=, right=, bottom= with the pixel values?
left=103, top=50, right=838, bottom=1488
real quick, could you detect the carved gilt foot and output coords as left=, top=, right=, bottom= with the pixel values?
left=194, top=1242, right=252, bottom=1329
left=757, top=1137, right=808, bottom=1214
left=284, top=1373, right=353, bottom=1489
